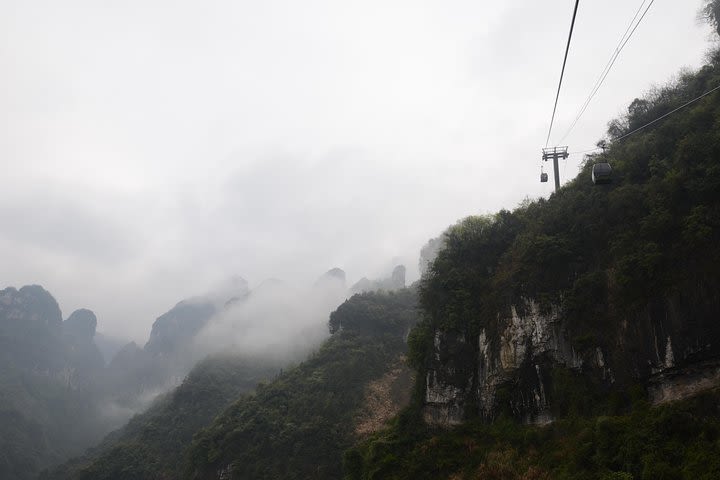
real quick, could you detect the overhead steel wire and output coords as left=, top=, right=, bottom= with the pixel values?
left=545, top=0, right=582, bottom=147
left=613, top=82, right=720, bottom=142
left=558, top=0, right=656, bottom=144
left=568, top=82, right=720, bottom=155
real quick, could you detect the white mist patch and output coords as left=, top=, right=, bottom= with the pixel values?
left=99, top=382, right=174, bottom=428
left=192, top=278, right=347, bottom=363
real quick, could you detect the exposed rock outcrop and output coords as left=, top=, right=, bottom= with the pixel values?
left=64, top=309, right=97, bottom=344
left=423, top=283, right=720, bottom=425
left=0, top=285, right=63, bottom=337
left=144, top=301, right=217, bottom=356
left=316, top=268, right=347, bottom=287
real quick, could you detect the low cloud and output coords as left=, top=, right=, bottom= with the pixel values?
left=192, top=276, right=348, bottom=364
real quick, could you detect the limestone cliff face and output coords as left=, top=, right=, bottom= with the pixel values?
left=64, top=309, right=97, bottom=344
left=0, top=286, right=103, bottom=384
left=424, top=300, right=579, bottom=425
left=423, top=283, right=720, bottom=425
left=0, top=285, right=63, bottom=342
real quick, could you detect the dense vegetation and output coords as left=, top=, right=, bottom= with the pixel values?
left=8, top=12, right=720, bottom=480
left=417, top=48, right=720, bottom=379
left=348, top=387, right=720, bottom=480
left=41, top=289, right=418, bottom=480
left=349, top=44, right=720, bottom=480
left=184, top=289, right=419, bottom=480
left=41, top=354, right=277, bottom=480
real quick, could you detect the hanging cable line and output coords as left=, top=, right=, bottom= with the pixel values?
left=545, top=0, right=581, bottom=147
left=558, top=0, right=656, bottom=144
left=614, top=83, right=720, bottom=142
left=568, top=82, right=720, bottom=155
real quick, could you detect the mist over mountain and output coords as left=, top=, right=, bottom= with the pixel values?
left=0, top=260, right=412, bottom=479
left=0, top=286, right=109, bottom=479
left=92, top=333, right=127, bottom=364
left=4, top=2, right=720, bottom=480
left=40, top=15, right=720, bottom=479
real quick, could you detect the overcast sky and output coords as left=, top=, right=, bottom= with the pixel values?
left=1, top=0, right=714, bottom=342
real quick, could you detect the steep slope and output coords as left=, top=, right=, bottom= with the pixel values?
left=418, top=54, right=720, bottom=425
left=183, top=289, right=419, bottom=480
left=42, top=354, right=277, bottom=480
left=350, top=47, right=720, bottom=480
left=101, top=284, right=245, bottom=411
left=0, top=287, right=107, bottom=480
left=42, top=288, right=418, bottom=480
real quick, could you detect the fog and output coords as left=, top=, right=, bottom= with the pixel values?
left=97, top=272, right=352, bottom=424
left=193, top=275, right=348, bottom=364
left=0, top=0, right=713, bottom=342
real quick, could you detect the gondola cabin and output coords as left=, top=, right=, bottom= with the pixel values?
left=540, top=172, right=548, bottom=183
left=591, top=162, right=612, bottom=185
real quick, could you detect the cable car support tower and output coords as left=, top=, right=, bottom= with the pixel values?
left=542, top=146, right=568, bottom=192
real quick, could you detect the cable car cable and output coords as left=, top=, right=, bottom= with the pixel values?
left=613, top=82, right=720, bottom=142
left=559, top=0, right=651, bottom=143
left=567, top=82, right=720, bottom=155
left=559, top=0, right=655, bottom=144
left=559, top=0, right=653, bottom=144
left=545, top=0, right=581, bottom=148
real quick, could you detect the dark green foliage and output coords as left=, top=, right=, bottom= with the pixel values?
left=184, top=289, right=419, bottom=480
left=41, top=354, right=275, bottom=480
left=329, top=289, right=418, bottom=336
left=351, top=389, right=720, bottom=480
left=359, top=46, right=720, bottom=480
left=414, top=51, right=720, bottom=384
left=406, top=318, right=432, bottom=372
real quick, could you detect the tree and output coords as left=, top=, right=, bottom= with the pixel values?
left=700, top=0, right=720, bottom=36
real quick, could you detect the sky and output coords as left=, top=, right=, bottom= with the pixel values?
left=0, top=0, right=714, bottom=342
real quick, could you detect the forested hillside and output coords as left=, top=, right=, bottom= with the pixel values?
left=42, top=289, right=418, bottom=480
left=349, top=47, right=720, bottom=480
left=41, top=355, right=277, bottom=480
left=184, top=289, right=419, bottom=480
left=6, top=8, right=720, bottom=480
left=0, top=281, right=252, bottom=480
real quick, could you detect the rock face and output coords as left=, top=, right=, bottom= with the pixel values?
left=103, top=299, right=220, bottom=409
left=316, top=268, right=347, bottom=287
left=144, top=301, right=217, bottom=356
left=64, top=309, right=97, bottom=344
left=0, top=286, right=111, bottom=479
left=419, top=236, right=446, bottom=278
left=390, top=265, right=406, bottom=290
left=0, top=285, right=64, bottom=372
left=350, top=265, right=407, bottom=294
left=424, top=301, right=583, bottom=425
left=62, top=309, right=105, bottom=389
left=423, top=283, right=720, bottom=425
left=0, top=285, right=63, bottom=336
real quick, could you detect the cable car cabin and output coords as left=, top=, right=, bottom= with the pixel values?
left=540, top=172, right=548, bottom=183
left=591, top=162, right=612, bottom=185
